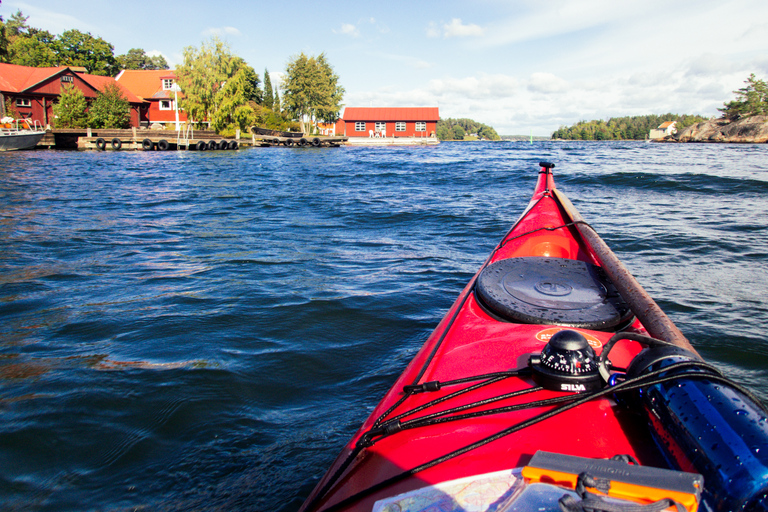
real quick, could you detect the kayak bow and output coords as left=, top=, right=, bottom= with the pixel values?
left=300, top=163, right=768, bottom=512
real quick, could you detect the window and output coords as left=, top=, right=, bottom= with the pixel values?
left=415, top=122, right=426, bottom=132
left=61, top=75, right=73, bottom=83
left=159, top=100, right=174, bottom=110
left=375, top=122, right=386, bottom=132
left=355, top=121, right=366, bottom=132
left=162, top=79, right=175, bottom=90
left=15, top=98, right=31, bottom=108
left=395, top=122, right=406, bottom=132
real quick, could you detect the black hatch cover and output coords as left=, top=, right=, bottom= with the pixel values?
left=475, top=257, right=633, bottom=330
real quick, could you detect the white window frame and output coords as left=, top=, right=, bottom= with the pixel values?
left=162, top=79, right=174, bottom=90
left=395, top=122, right=406, bottom=132
left=61, top=75, right=73, bottom=83
left=375, top=122, right=386, bottom=132
left=415, top=122, right=426, bottom=132
left=16, top=98, right=31, bottom=107
left=159, top=100, right=174, bottom=110
left=354, top=121, right=366, bottom=132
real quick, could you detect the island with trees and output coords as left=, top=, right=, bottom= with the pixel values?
left=437, top=118, right=500, bottom=141
left=674, top=74, right=768, bottom=143
left=551, top=74, right=768, bottom=143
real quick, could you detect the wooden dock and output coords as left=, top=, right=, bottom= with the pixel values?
left=36, top=128, right=254, bottom=151
left=251, top=127, right=347, bottom=147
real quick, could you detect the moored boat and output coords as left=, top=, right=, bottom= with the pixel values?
left=300, top=162, right=768, bottom=512
left=0, top=117, right=45, bottom=152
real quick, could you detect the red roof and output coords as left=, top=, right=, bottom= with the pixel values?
left=342, top=107, right=440, bottom=122
left=0, top=63, right=143, bottom=104
left=115, top=69, right=180, bottom=101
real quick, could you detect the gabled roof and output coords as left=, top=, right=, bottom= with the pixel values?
left=0, top=62, right=143, bottom=103
left=0, top=63, right=70, bottom=92
left=342, top=107, right=440, bottom=122
left=658, top=121, right=676, bottom=129
left=115, top=69, right=179, bottom=101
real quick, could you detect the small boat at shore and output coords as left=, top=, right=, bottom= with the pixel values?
left=0, top=117, right=45, bottom=152
left=300, top=162, right=768, bottom=512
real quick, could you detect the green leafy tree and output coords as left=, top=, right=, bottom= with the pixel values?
left=117, top=48, right=169, bottom=70
left=176, top=37, right=260, bottom=134
left=719, top=74, right=768, bottom=120
left=281, top=52, right=344, bottom=134
left=53, top=83, right=88, bottom=128
left=88, top=82, right=131, bottom=128
left=0, top=9, right=9, bottom=62
left=8, top=28, right=58, bottom=67
left=57, top=29, right=118, bottom=76
left=263, top=68, right=274, bottom=110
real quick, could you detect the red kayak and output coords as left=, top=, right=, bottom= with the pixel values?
left=300, top=163, right=768, bottom=512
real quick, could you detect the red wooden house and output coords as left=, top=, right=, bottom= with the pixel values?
left=0, top=63, right=144, bottom=127
left=337, top=107, right=439, bottom=138
left=115, top=69, right=187, bottom=128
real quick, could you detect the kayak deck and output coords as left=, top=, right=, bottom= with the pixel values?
left=300, top=163, right=768, bottom=512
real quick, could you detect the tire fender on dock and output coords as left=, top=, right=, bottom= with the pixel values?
left=218, top=140, right=228, bottom=150
left=312, top=137, right=321, bottom=147
left=95, top=138, right=107, bottom=150
left=142, top=138, right=153, bottom=150
left=158, top=140, right=169, bottom=151
left=228, top=140, right=238, bottom=150
left=196, top=141, right=206, bottom=151
left=111, top=138, right=122, bottom=150
left=207, top=140, right=217, bottom=151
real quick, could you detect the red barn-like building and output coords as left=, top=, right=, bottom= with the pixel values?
left=0, top=63, right=144, bottom=127
left=337, top=107, right=439, bottom=138
left=115, top=69, right=187, bottom=128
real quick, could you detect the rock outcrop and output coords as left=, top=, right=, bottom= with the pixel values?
left=673, top=115, right=768, bottom=143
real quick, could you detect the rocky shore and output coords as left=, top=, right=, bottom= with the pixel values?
left=666, top=115, right=768, bottom=143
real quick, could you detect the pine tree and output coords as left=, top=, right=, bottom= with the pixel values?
left=263, top=68, right=274, bottom=110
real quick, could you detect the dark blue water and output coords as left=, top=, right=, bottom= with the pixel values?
left=1, top=142, right=767, bottom=511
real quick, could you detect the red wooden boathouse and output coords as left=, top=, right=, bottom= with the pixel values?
left=0, top=63, right=144, bottom=127
left=115, top=70, right=188, bottom=128
left=337, top=107, right=439, bottom=138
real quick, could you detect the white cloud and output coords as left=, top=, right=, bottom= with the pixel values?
left=202, top=26, right=241, bottom=37
left=427, top=18, right=484, bottom=38
left=334, top=23, right=360, bottom=37
left=527, top=73, right=569, bottom=94
left=443, top=18, right=484, bottom=38
left=13, top=2, right=101, bottom=35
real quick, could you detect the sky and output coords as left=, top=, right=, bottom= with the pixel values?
left=4, top=0, right=768, bottom=135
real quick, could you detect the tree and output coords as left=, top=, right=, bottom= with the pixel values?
left=117, top=48, right=169, bottom=70
left=5, top=9, right=29, bottom=37
left=8, top=29, right=58, bottom=67
left=57, top=29, right=118, bottom=76
left=176, top=37, right=260, bottom=134
left=0, top=9, right=9, bottom=62
left=88, top=82, right=131, bottom=128
left=281, top=52, right=344, bottom=134
left=263, top=68, right=274, bottom=110
left=53, top=83, right=88, bottom=128
left=719, top=74, right=768, bottom=120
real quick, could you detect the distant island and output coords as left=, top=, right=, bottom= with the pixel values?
left=552, top=74, right=768, bottom=143
left=661, top=74, right=768, bottom=143
left=551, top=114, right=708, bottom=141
left=437, top=118, right=500, bottom=141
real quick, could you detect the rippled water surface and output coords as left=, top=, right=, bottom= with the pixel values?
left=1, top=142, right=767, bottom=510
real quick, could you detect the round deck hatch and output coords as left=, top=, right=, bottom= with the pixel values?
left=475, top=257, right=633, bottom=330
